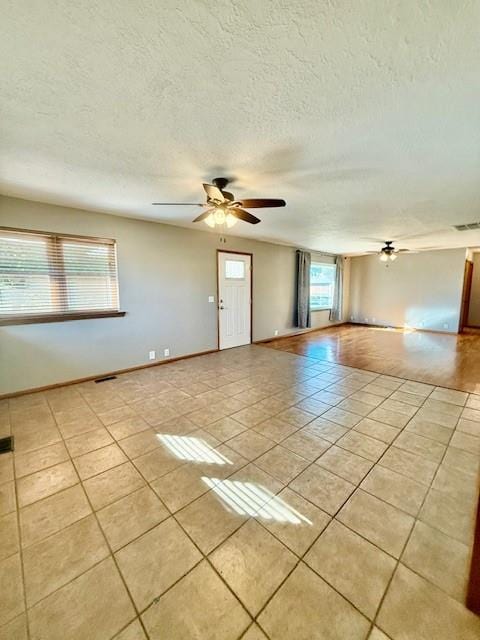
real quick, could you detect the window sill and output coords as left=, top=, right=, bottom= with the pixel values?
left=0, top=311, right=126, bottom=326
left=311, top=307, right=332, bottom=312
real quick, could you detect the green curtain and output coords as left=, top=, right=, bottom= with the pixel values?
left=296, top=249, right=311, bottom=328
left=330, top=255, right=344, bottom=322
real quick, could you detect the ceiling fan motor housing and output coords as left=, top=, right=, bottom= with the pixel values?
left=212, top=177, right=230, bottom=191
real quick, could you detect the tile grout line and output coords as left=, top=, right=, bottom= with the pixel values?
left=74, top=380, right=272, bottom=636
left=369, top=397, right=466, bottom=636
left=249, top=379, right=474, bottom=635
left=46, top=392, right=151, bottom=640
left=126, top=453, right=257, bottom=638
left=12, top=410, right=466, bottom=630
left=209, top=377, right=407, bottom=632
left=3, top=347, right=478, bottom=639
left=11, top=444, right=32, bottom=640
left=247, top=456, right=380, bottom=635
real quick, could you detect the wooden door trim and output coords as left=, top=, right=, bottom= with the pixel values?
left=216, top=250, right=253, bottom=350
left=459, top=259, right=474, bottom=333
left=467, top=481, right=480, bottom=614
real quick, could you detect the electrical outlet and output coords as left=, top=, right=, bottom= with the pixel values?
left=148, top=350, right=156, bottom=360
left=164, top=348, right=170, bottom=357
left=365, top=318, right=369, bottom=323
left=350, top=315, right=355, bottom=321
left=372, top=317, right=376, bottom=323
left=443, top=323, right=449, bottom=330
left=274, top=329, right=279, bottom=336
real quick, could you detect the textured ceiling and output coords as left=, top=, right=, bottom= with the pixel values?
left=1, top=1, right=480, bottom=254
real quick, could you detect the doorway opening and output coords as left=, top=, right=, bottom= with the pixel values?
left=460, top=251, right=480, bottom=332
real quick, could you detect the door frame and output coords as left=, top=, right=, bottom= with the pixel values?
left=216, top=249, right=253, bottom=350
left=459, top=259, right=474, bottom=332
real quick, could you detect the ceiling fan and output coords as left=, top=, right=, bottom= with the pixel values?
left=152, top=177, right=286, bottom=228
left=366, top=240, right=417, bottom=262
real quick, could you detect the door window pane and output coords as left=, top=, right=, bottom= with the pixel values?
left=225, top=259, right=245, bottom=279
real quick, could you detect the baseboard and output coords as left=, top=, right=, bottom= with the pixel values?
left=1, top=348, right=219, bottom=399
left=254, top=322, right=347, bottom=344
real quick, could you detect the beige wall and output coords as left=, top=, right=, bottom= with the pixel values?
left=0, top=196, right=347, bottom=394
left=467, top=253, right=480, bottom=326
left=349, top=249, right=466, bottom=333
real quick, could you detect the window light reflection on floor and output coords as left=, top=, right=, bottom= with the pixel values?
left=157, top=434, right=232, bottom=465
left=202, top=477, right=312, bottom=525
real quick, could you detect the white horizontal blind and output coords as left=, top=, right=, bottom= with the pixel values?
left=0, top=228, right=119, bottom=318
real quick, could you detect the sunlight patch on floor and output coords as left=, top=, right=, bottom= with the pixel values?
left=202, top=477, right=312, bottom=525
left=157, top=434, right=232, bottom=465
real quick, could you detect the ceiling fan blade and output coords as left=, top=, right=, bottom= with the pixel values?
left=238, top=198, right=286, bottom=208
left=396, top=249, right=418, bottom=253
left=232, top=208, right=261, bottom=224
left=192, top=209, right=214, bottom=223
left=152, top=203, right=203, bottom=206
left=395, top=230, right=444, bottom=241
left=222, top=190, right=234, bottom=201
left=361, top=237, right=388, bottom=243
left=416, top=245, right=449, bottom=250
left=203, top=183, right=226, bottom=202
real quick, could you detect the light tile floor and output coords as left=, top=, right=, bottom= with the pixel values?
left=1, top=345, right=480, bottom=639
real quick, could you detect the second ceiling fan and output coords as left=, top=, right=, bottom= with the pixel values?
left=366, top=240, right=417, bottom=262
left=152, top=177, right=286, bottom=228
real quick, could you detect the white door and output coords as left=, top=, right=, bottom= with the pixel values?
left=218, top=252, right=252, bottom=350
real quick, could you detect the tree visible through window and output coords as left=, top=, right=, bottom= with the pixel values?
left=0, top=228, right=119, bottom=322
left=310, top=262, right=336, bottom=309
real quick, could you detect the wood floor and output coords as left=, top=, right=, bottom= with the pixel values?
left=264, top=324, right=480, bottom=394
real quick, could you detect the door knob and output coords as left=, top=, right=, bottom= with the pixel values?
left=219, top=305, right=225, bottom=310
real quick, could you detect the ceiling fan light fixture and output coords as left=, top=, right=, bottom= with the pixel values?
left=214, top=208, right=226, bottom=224
left=203, top=208, right=238, bottom=228
left=389, top=253, right=397, bottom=261
left=225, top=213, right=238, bottom=228
left=204, top=212, right=216, bottom=228
left=379, top=252, right=388, bottom=262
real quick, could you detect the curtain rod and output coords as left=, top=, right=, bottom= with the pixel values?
left=294, top=247, right=339, bottom=258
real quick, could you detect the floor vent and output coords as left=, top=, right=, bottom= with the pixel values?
left=453, top=222, right=480, bottom=231
left=94, top=375, right=117, bottom=384
left=0, top=436, right=14, bottom=454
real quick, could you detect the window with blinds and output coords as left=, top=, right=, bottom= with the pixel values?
left=0, top=227, right=120, bottom=323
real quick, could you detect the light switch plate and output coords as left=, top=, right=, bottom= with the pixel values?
left=208, top=296, right=214, bottom=303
